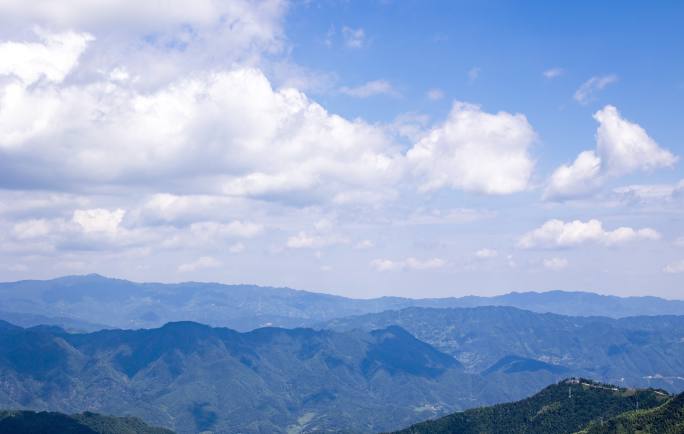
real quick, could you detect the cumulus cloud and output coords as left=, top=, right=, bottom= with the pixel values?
left=595, top=105, right=677, bottom=175
left=0, top=30, right=93, bottom=85
left=519, top=219, right=660, bottom=249
left=664, top=260, right=684, bottom=274
left=339, top=80, right=399, bottom=98
left=0, top=0, right=287, bottom=85
left=407, top=102, right=536, bottom=194
left=543, top=257, right=568, bottom=270
left=1, top=63, right=402, bottom=204
left=573, top=75, right=618, bottom=104
left=545, top=151, right=602, bottom=200
left=371, top=257, right=446, bottom=271
left=72, top=208, right=125, bottom=234
left=545, top=106, right=678, bottom=200
left=178, top=256, right=221, bottom=272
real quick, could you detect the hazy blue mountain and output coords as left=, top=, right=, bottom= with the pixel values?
left=323, top=306, right=684, bottom=395
left=0, top=310, right=108, bottom=333
left=0, top=409, right=174, bottom=434
left=2, top=275, right=684, bottom=331
left=392, top=379, right=672, bottom=434
left=0, top=320, right=500, bottom=433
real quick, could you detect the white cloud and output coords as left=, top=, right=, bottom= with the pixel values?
left=407, top=102, right=536, bottom=194
left=595, top=105, right=677, bottom=175
left=72, top=208, right=125, bottom=234
left=519, top=219, right=660, bottom=249
left=664, top=260, right=684, bottom=274
left=0, top=0, right=287, bottom=85
left=574, top=75, right=618, bottom=104
left=545, top=106, right=678, bottom=200
left=544, top=151, right=602, bottom=200
left=426, top=88, right=444, bottom=101
left=1, top=64, right=402, bottom=205
left=475, top=248, right=498, bottom=259
left=371, top=257, right=446, bottom=271
left=543, top=257, right=568, bottom=270
left=178, top=256, right=221, bottom=272
left=0, top=30, right=93, bottom=85
left=342, top=26, right=365, bottom=48
left=543, top=67, right=564, bottom=79
left=339, top=80, right=399, bottom=98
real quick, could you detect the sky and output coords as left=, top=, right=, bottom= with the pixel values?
left=0, top=0, right=683, bottom=299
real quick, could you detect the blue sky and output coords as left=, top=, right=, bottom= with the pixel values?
left=0, top=0, right=682, bottom=298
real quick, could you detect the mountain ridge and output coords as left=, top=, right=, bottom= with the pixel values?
left=2, top=274, right=684, bottom=332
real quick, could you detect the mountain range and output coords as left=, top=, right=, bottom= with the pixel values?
left=2, top=274, right=684, bottom=331
left=0, top=320, right=504, bottom=433
left=322, top=306, right=684, bottom=395
left=1, top=275, right=684, bottom=432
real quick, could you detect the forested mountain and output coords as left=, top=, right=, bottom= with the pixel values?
left=0, top=409, right=173, bottom=434
left=2, top=275, right=684, bottom=331
left=392, top=379, right=672, bottom=434
left=580, top=391, right=684, bottom=433
left=323, top=306, right=684, bottom=395
left=0, top=320, right=501, bottom=433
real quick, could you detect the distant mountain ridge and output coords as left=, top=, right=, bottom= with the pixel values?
left=1, top=274, right=684, bottom=331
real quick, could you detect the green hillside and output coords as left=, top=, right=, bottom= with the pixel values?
left=0, top=410, right=173, bottom=434
left=579, top=392, right=684, bottom=434
left=392, top=379, right=670, bottom=434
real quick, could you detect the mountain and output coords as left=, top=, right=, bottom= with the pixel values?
left=580, top=391, right=684, bottom=433
left=0, top=310, right=108, bottom=333
left=322, top=306, right=684, bottom=395
left=1, top=275, right=684, bottom=331
left=0, top=409, right=173, bottom=434
left=0, top=320, right=501, bottom=433
left=391, top=379, right=672, bottom=434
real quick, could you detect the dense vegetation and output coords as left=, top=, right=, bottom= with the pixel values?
left=0, top=410, right=173, bottom=434
left=580, top=392, right=684, bottom=434
left=392, top=379, right=671, bottom=434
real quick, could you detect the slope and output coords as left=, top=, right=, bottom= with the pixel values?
left=392, top=379, right=670, bottom=434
